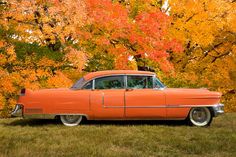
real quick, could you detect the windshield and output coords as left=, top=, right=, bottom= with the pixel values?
left=71, top=77, right=86, bottom=89
left=154, top=77, right=165, bottom=89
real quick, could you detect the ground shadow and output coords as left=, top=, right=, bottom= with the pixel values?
left=3, top=118, right=61, bottom=127
left=4, top=118, right=187, bottom=127
left=83, top=119, right=187, bottom=126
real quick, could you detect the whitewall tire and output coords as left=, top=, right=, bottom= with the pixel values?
left=60, top=115, right=83, bottom=126
left=188, top=107, right=212, bottom=127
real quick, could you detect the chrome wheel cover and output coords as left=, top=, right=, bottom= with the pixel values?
left=189, top=107, right=211, bottom=127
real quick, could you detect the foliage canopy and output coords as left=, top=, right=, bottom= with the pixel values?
left=0, top=0, right=235, bottom=116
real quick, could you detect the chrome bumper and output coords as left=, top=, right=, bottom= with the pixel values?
left=212, top=103, right=224, bottom=117
left=11, top=104, right=23, bottom=117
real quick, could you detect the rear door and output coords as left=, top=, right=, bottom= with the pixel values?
left=90, top=75, right=125, bottom=119
left=125, top=75, right=166, bottom=119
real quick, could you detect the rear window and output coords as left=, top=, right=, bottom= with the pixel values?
left=71, top=77, right=85, bottom=89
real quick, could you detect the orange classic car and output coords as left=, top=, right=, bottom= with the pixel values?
left=12, top=70, right=224, bottom=127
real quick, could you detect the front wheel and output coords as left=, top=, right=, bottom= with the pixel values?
left=60, top=115, right=83, bottom=126
left=188, top=107, right=212, bottom=127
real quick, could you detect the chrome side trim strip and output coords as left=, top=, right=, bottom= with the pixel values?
left=102, top=104, right=224, bottom=108
left=103, top=105, right=173, bottom=108
left=103, top=106, right=125, bottom=108
left=167, top=105, right=212, bottom=108
left=24, top=114, right=56, bottom=119
left=23, top=113, right=185, bottom=120
left=24, top=113, right=89, bottom=119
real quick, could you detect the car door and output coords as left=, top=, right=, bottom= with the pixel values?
left=90, top=75, right=125, bottom=119
left=125, top=75, right=166, bottom=119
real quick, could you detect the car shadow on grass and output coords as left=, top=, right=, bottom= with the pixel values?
left=83, top=119, right=187, bottom=126
left=5, top=118, right=187, bottom=127
left=4, top=118, right=61, bottom=127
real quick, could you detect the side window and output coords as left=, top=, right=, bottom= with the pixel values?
left=154, top=77, right=165, bottom=88
left=82, top=81, right=93, bottom=89
left=95, top=76, right=124, bottom=89
left=127, top=75, right=153, bottom=89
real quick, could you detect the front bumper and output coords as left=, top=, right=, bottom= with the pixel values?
left=212, top=103, right=224, bottom=117
left=11, top=104, right=23, bottom=117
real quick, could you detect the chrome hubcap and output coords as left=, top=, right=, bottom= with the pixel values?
left=192, top=108, right=208, bottom=123
left=64, top=115, right=80, bottom=123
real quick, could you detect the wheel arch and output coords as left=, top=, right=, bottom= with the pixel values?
left=56, top=114, right=89, bottom=120
left=186, top=105, right=215, bottom=118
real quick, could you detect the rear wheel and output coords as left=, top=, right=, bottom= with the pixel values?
left=188, top=107, right=212, bottom=127
left=60, top=115, right=83, bottom=126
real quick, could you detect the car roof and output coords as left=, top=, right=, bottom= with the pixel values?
left=83, top=70, right=155, bottom=81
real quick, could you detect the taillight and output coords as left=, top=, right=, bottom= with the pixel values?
left=20, top=88, right=26, bottom=96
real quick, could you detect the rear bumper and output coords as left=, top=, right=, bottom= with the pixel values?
left=11, top=104, right=23, bottom=117
left=212, top=103, right=224, bottom=117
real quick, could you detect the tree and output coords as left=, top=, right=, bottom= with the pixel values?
left=168, top=0, right=236, bottom=111
left=0, top=0, right=87, bottom=117
left=0, top=0, right=87, bottom=48
left=81, top=0, right=182, bottom=71
left=0, top=31, right=74, bottom=117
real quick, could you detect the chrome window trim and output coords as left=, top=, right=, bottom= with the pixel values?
left=81, top=80, right=94, bottom=90
left=90, top=73, right=154, bottom=81
left=124, top=75, right=128, bottom=89
left=78, top=73, right=155, bottom=90
left=92, top=79, right=95, bottom=90
left=152, top=75, right=155, bottom=89
left=153, top=75, right=166, bottom=90
left=70, top=77, right=86, bottom=89
left=77, top=73, right=167, bottom=91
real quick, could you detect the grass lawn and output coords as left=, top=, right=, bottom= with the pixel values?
left=0, top=113, right=235, bottom=157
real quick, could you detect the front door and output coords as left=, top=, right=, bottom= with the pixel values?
left=125, top=75, right=166, bottom=119
left=90, top=75, right=125, bottom=119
